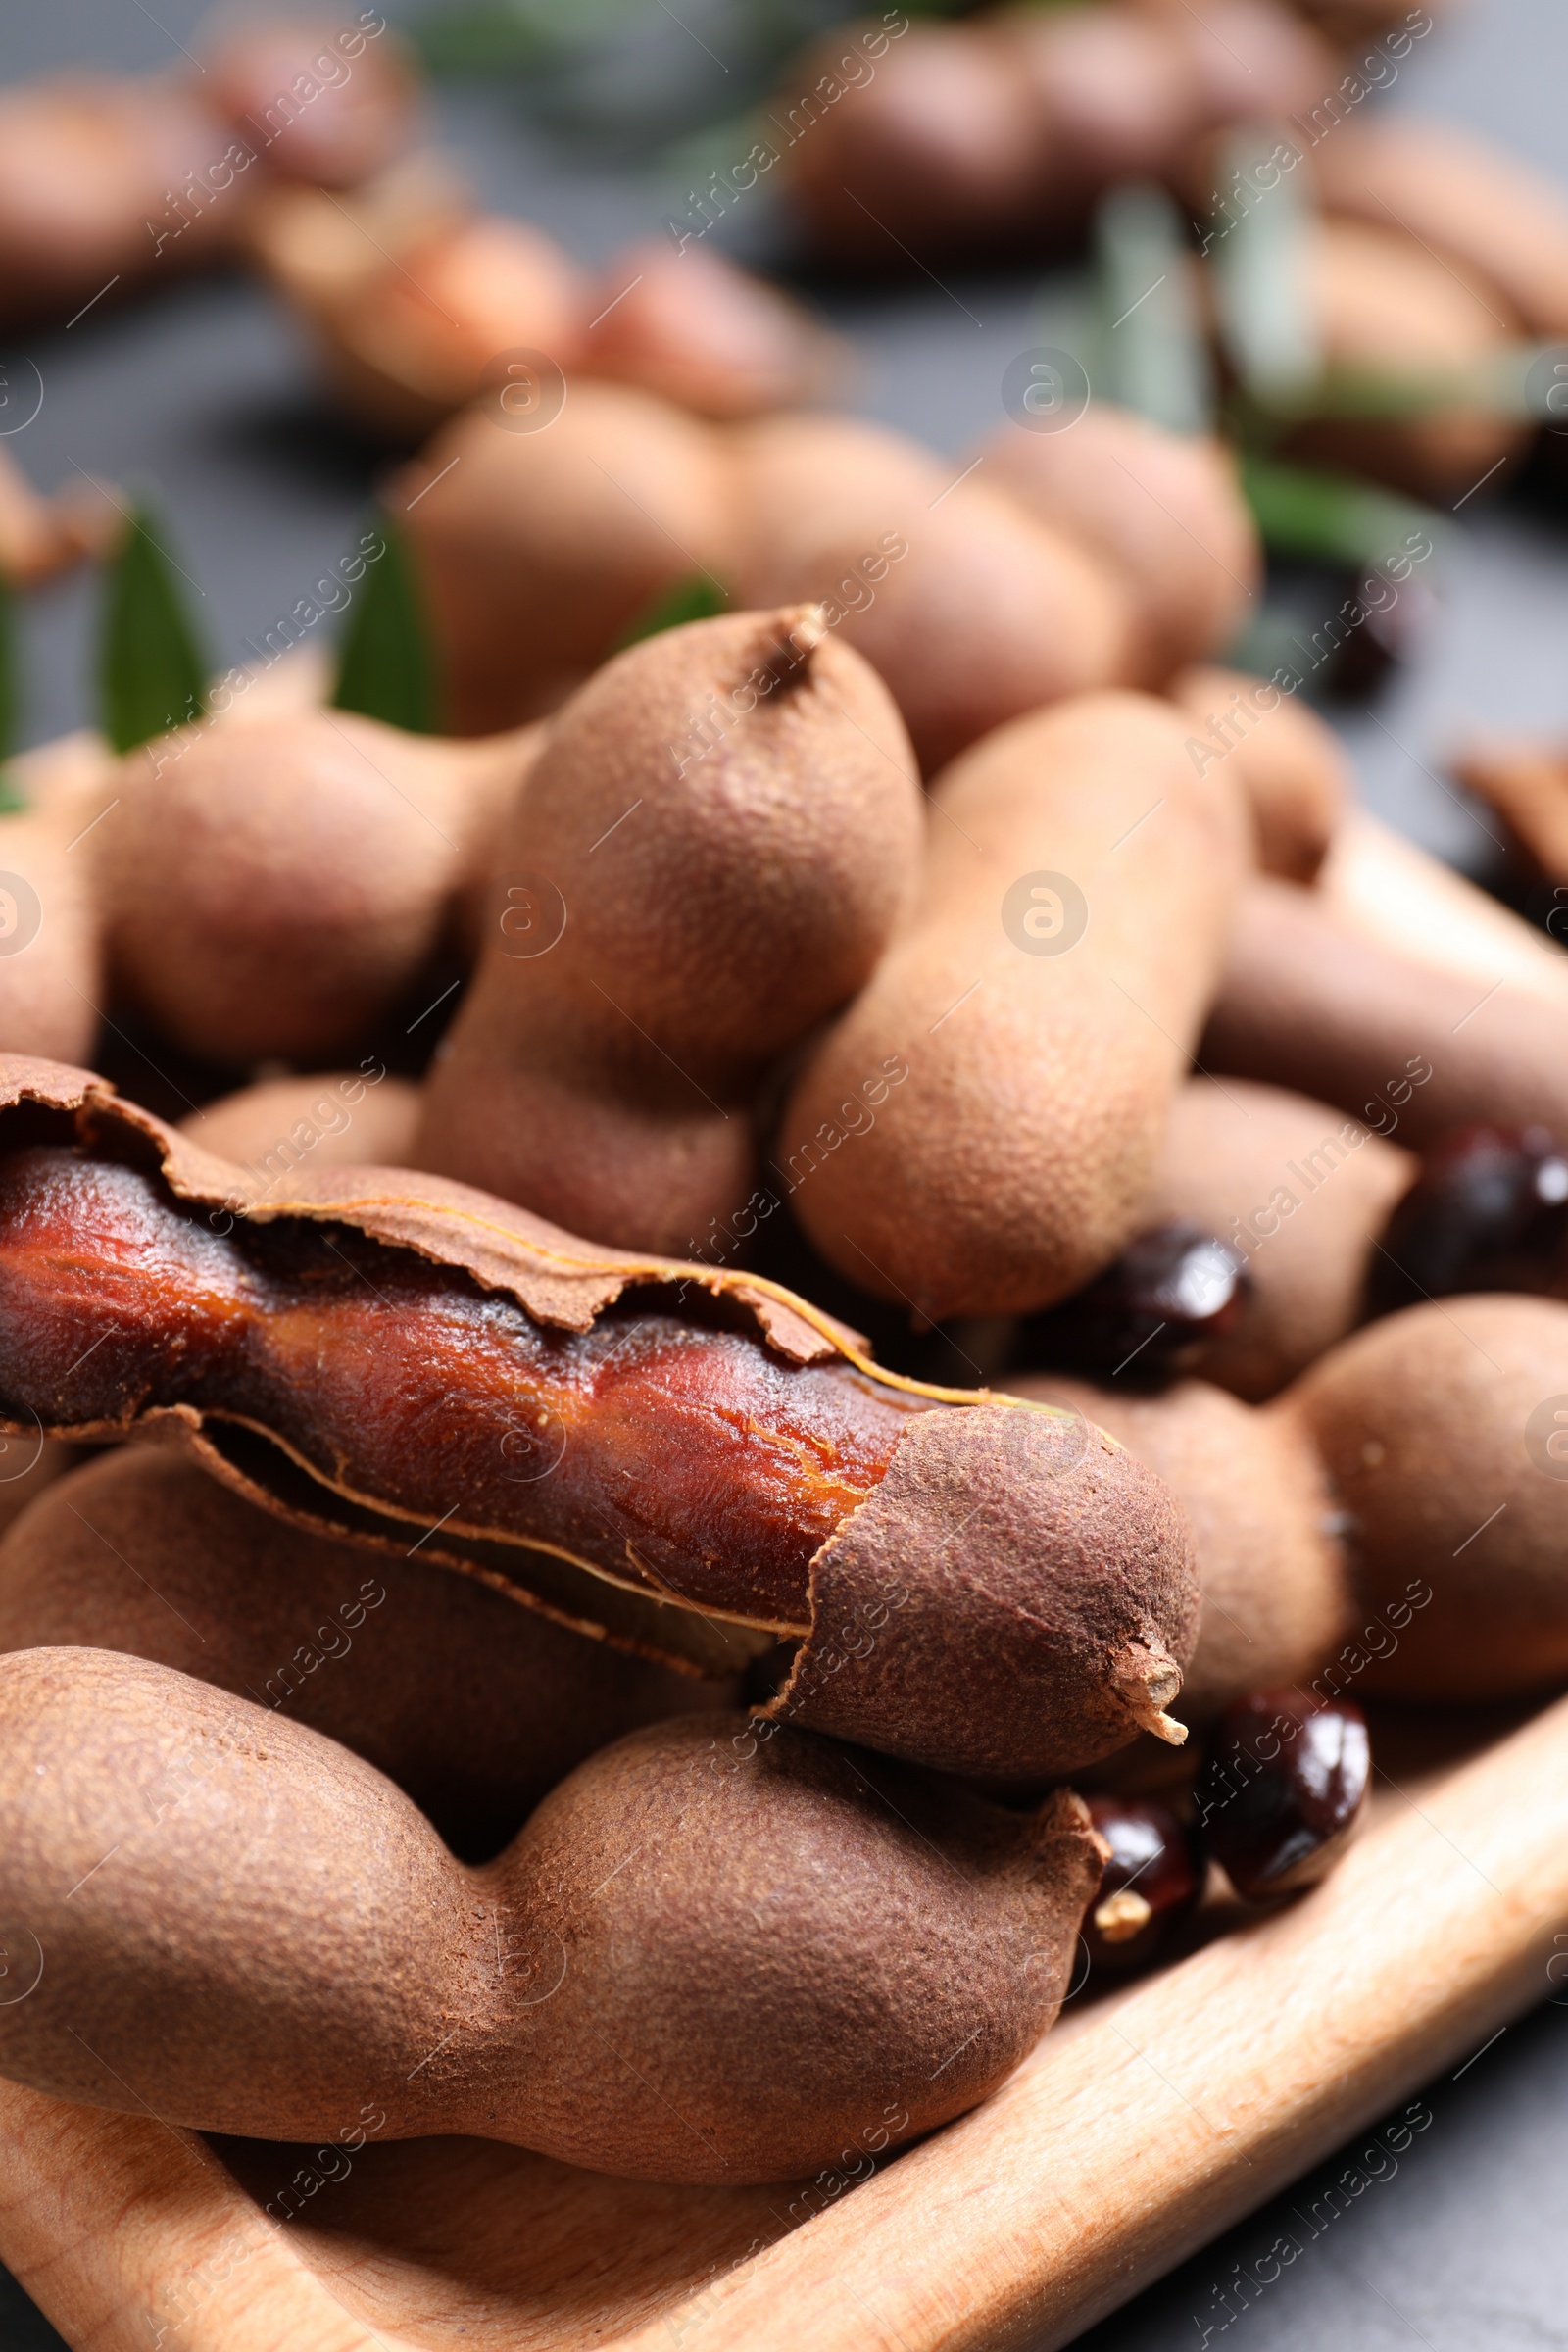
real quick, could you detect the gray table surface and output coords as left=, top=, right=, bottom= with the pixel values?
left=2, top=0, right=1567, bottom=2343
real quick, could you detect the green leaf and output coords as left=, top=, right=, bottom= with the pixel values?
left=1093, top=183, right=1214, bottom=437
left=1239, top=453, right=1444, bottom=568
left=97, top=504, right=211, bottom=757
left=330, top=517, right=440, bottom=736
left=1209, top=131, right=1320, bottom=411
left=0, top=577, right=16, bottom=767
left=614, top=572, right=731, bottom=651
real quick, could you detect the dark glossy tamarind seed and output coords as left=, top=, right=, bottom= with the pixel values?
left=1013, top=1221, right=1250, bottom=1386
left=1195, top=1690, right=1370, bottom=1903
left=1368, top=1124, right=1568, bottom=1316
left=1082, top=1794, right=1203, bottom=1975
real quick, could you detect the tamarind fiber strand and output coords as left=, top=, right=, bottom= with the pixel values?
left=0, top=1055, right=1198, bottom=1779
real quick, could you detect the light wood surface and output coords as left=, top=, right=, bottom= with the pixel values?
left=3, top=1693, right=1567, bottom=2352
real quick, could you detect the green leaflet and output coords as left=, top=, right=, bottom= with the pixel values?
left=1093, top=183, right=1214, bottom=438
left=1209, top=129, right=1320, bottom=413
left=1239, top=453, right=1444, bottom=569
left=97, top=505, right=211, bottom=757
left=330, top=517, right=441, bottom=737
left=615, top=572, right=731, bottom=650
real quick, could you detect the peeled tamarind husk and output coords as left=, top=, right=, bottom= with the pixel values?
left=1016, top=1371, right=1352, bottom=1724
left=92, top=710, right=537, bottom=1063
left=724, top=413, right=1132, bottom=773
left=780, top=689, right=1253, bottom=1320
left=182, top=1071, right=422, bottom=1178
left=0, top=1053, right=1200, bottom=1778
left=1203, top=875, right=1568, bottom=1151
left=1170, top=664, right=1349, bottom=882
left=0, top=1446, right=730, bottom=1856
left=1306, top=115, right=1568, bottom=342
left=1283, top=217, right=1528, bottom=503
left=0, top=1654, right=1105, bottom=2182
left=1284, top=1295, right=1568, bottom=1700
left=1141, top=1076, right=1414, bottom=1400
left=978, top=409, right=1260, bottom=692
left=396, top=382, right=738, bottom=734
left=417, top=605, right=922, bottom=1255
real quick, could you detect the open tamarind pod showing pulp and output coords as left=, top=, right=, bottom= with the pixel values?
left=0, top=1447, right=732, bottom=1859
left=780, top=689, right=1252, bottom=1320
left=0, top=1054, right=1198, bottom=1778
left=0, top=1657, right=1104, bottom=2182
left=416, top=604, right=922, bottom=1255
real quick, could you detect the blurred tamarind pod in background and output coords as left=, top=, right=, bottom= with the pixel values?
left=0, top=1053, right=1200, bottom=1778
left=1452, top=735, right=1568, bottom=896
left=779, top=690, right=1253, bottom=1320
left=183, top=1070, right=423, bottom=1177
left=776, top=1, right=1330, bottom=267
left=724, top=415, right=1133, bottom=773
left=978, top=412, right=1261, bottom=696
left=1203, top=873, right=1568, bottom=1150
left=0, top=450, right=121, bottom=590
left=1167, top=664, right=1349, bottom=882
left=0, top=1446, right=735, bottom=1859
left=417, top=606, right=922, bottom=1254
left=0, top=1655, right=1104, bottom=2182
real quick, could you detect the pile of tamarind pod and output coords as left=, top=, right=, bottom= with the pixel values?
left=396, top=384, right=1258, bottom=760
left=0, top=14, right=420, bottom=333
left=774, top=0, right=1333, bottom=266
left=244, top=154, right=841, bottom=440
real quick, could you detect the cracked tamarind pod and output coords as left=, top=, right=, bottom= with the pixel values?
left=416, top=603, right=923, bottom=1256
left=778, top=689, right=1253, bottom=1322
left=0, top=1446, right=734, bottom=1859
left=89, top=708, right=540, bottom=1064
left=0, top=1054, right=1198, bottom=1779
left=0, top=1652, right=1105, bottom=2183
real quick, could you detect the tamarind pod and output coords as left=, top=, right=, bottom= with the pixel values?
left=1169, top=663, right=1348, bottom=882
left=977, top=412, right=1260, bottom=692
left=1141, top=1077, right=1414, bottom=1401
left=395, top=384, right=738, bottom=735
left=0, top=1054, right=1200, bottom=1774
left=725, top=415, right=1132, bottom=774
left=180, top=1071, right=422, bottom=1179
left=203, top=17, right=423, bottom=192
left=1453, top=736, right=1568, bottom=885
left=1203, top=876, right=1568, bottom=1151
left=998, top=7, right=1204, bottom=208
left=579, top=239, right=840, bottom=420
left=416, top=606, right=923, bottom=1254
left=1320, top=809, right=1568, bottom=1010
left=0, top=1447, right=730, bottom=1857
left=1284, top=218, right=1527, bottom=503
left=1130, top=0, right=1333, bottom=124
left=0, top=812, right=105, bottom=1066
left=1283, top=1295, right=1568, bottom=1700
left=0, top=448, right=116, bottom=590
left=90, top=710, right=537, bottom=1063
left=779, top=691, right=1253, bottom=1320
left=0, top=1656, right=1104, bottom=2181
left=1306, top=116, right=1568, bottom=342
left=1015, top=1372, right=1352, bottom=1725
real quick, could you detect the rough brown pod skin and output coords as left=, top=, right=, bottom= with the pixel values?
left=977, top=412, right=1260, bottom=693
left=1203, top=876, right=1568, bottom=1152
left=395, top=382, right=738, bottom=735
left=416, top=606, right=922, bottom=1253
left=0, top=1447, right=730, bottom=1857
left=185, top=1071, right=422, bottom=1178
left=1142, top=1077, right=1414, bottom=1400
left=1170, top=665, right=1349, bottom=883
left=1287, top=1296, right=1568, bottom=1700
left=91, top=710, right=537, bottom=1063
left=1017, top=1372, right=1351, bottom=1725
left=1285, top=217, right=1527, bottom=504
left=726, top=414, right=1132, bottom=775
left=778, top=1, right=1328, bottom=265
left=0, top=1054, right=1200, bottom=1777
left=1306, top=116, right=1568, bottom=342
left=0, top=1654, right=1105, bottom=2182
left=779, top=691, right=1253, bottom=1320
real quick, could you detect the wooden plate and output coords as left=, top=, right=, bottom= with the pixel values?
left=2, top=1692, right=1564, bottom=2352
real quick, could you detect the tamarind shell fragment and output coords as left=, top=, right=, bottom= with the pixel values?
left=0, top=1656, right=1104, bottom=2182
left=0, top=1054, right=1200, bottom=1776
